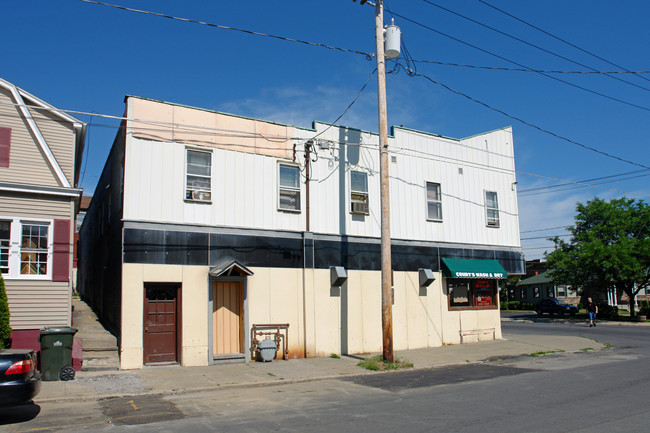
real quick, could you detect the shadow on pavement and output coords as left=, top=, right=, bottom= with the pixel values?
left=0, top=401, right=41, bottom=424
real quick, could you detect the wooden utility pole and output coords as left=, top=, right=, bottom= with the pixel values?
left=374, top=0, right=394, bottom=362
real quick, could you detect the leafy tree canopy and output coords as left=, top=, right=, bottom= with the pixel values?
left=545, top=198, right=650, bottom=315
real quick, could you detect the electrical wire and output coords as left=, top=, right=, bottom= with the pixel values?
left=517, top=169, right=649, bottom=193
left=385, top=7, right=650, bottom=112
left=410, top=60, right=650, bottom=75
left=477, top=0, right=650, bottom=84
left=423, top=0, right=650, bottom=92
left=520, top=234, right=571, bottom=241
left=392, top=62, right=650, bottom=171
left=518, top=172, right=650, bottom=197
left=309, top=68, right=377, bottom=142
left=521, top=226, right=570, bottom=234
left=79, top=0, right=374, bottom=59
left=1, top=98, right=647, bottom=199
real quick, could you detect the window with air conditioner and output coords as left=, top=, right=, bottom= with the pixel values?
left=485, top=191, right=500, bottom=227
left=278, top=163, right=301, bottom=212
left=350, top=171, right=369, bottom=215
left=426, top=182, right=442, bottom=221
left=186, top=149, right=212, bottom=203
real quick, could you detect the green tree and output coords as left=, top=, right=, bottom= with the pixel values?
left=0, top=271, right=10, bottom=349
left=545, top=198, right=650, bottom=316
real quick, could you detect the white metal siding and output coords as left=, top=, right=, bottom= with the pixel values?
left=123, top=113, right=520, bottom=249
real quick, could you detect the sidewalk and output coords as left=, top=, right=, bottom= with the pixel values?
left=36, top=333, right=602, bottom=403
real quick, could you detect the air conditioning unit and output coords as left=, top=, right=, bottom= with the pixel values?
left=351, top=200, right=369, bottom=215
left=487, top=218, right=499, bottom=227
left=192, top=190, right=211, bottom=202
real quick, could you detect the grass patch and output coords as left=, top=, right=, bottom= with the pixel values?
left=603, top=342, right=612, bottom=349
left=357, top=355, right=414, bottom=371
left=530, top=349, right=565, bottom=357
left=580, top=347, right=595, bottom=352
left=330, top=353, right=341, bottom=359
left=267, top=372, right=276, bottom=377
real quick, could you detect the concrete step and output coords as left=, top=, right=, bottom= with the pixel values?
left=81, top=350, right=120, bottom=371
left=77, top=336, right=118, bottom=351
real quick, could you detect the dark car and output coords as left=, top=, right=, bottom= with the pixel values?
left=0, top=349, right=41, bottom=405
left=535, top=299, right=579, bottom=317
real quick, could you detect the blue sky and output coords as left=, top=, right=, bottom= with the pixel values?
left=2, top=0, right=649, bottom=260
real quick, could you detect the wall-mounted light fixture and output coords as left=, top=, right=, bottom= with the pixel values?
left=419, top=268, right=436, bottom=287
left=330, top=266, right=348, bottom=287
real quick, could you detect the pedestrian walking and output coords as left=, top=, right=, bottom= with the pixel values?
left=586, top=297, right=598, bottom=327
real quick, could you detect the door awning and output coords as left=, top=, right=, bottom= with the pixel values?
left=209, top=259, right=254, bottom=277
left=441, top=258, right=507, bottom=279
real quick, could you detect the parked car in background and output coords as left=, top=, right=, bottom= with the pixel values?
left=0, top=349, right=41, bottom=405
left=535, top=298, right=579, bottom=317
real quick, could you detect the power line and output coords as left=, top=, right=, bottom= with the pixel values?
left=2, top=99, right=648, bottom=199
left=423, top=0, right=650, bottom=92
left=518, top=169, right=649, bottom=193
left=521, top=234, right=571, bottom=241
left=477, top=0, right=650, bottom=84
left=309, top=68, right=377, bottom=142
left=395, top=64, right=650, bottom=171
left=411, top=60, right=650, bottom=75
left=521, top=226, right=570, bottom=234
left=79, top=0, right=373, bottom=58
left=518, top=172, right=650, bottom=197
left=385, top=7, right=650, bottom=112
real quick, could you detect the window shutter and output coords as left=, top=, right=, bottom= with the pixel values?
left=0, top=127, right=11, bottom=167
left=52, top=219, right=71, bottom=282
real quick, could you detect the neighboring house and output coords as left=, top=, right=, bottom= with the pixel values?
left=0, top=77, right=86, bottom=351
left=514, top=271, right=577, bottom=305
left=79, top=96, right=524, bottom=370
left=72, top=195, right=91, bottom=294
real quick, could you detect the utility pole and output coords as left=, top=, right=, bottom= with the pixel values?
left=374, top=0, right=393, bottom=362
left=352, top=0, right=394, bottom=362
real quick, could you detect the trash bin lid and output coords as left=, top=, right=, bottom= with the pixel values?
left=40, top=327, right=78, bottom=335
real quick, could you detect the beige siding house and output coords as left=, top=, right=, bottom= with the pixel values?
left=0, top=77, right=86, bottom=351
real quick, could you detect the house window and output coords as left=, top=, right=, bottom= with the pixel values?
left=278, top=164, right=301, bottom=212
left=426, top=182, right=442, bottom=221
left=20, top=223, right=49, bottom=275
left=350, top=171, right=369, bottom=215
left=0, top=127, right=10, bottom=167
left=485, top=191, right=500, bottom=227
left=448, top=279, right=497, bottom=309
left=185, top=149, right=212, bottom=202
left=508, top=288, right=515, bottom=300
left=520, top=288, right=527, bottom=299
left=0, top=221, right=10, bottom=275
left=533, top=287, right=540, bottom=298
left=546, top=287, right=554, bottom=298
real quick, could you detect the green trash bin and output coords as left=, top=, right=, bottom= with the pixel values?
left=39, top=327, right=78, bottom=381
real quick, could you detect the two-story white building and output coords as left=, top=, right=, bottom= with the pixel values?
left=79, top=96, right=523, bottom=369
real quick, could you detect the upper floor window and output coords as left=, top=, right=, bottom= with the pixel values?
left=485, top=191, right=500, bottom=227
left=0, top=221, right=10, bottom=275
left=350, top=171, right=369, bottom=215
left=0, top=127, right=11, bottom=168
left=426, top=182, right=442, bottom=221
left=186, top=149, right=212, bottom=202
left=278, top=163, right=301, bottom=212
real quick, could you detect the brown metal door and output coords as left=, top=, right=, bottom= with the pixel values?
left=213, top=281, right=244, bottom=355
left=144, top=285, right=178, bottom=364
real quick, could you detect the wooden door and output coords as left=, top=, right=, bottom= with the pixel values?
left=144, top=285, right=179, bottom=364
left=213, top=281, right=244, bottom=355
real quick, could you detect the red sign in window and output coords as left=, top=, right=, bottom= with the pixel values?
left=475, top=288, right=493, bottom=307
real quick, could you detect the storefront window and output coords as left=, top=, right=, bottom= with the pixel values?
left=448, top=279, right=498, bottom=309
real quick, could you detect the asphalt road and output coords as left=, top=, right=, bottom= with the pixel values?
left=2, top=318, right=649, bottom=433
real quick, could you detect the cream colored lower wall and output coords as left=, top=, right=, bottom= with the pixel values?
left=120, top=264, right=209, bottom=370
left=120, top=264, right=502, bottom=369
